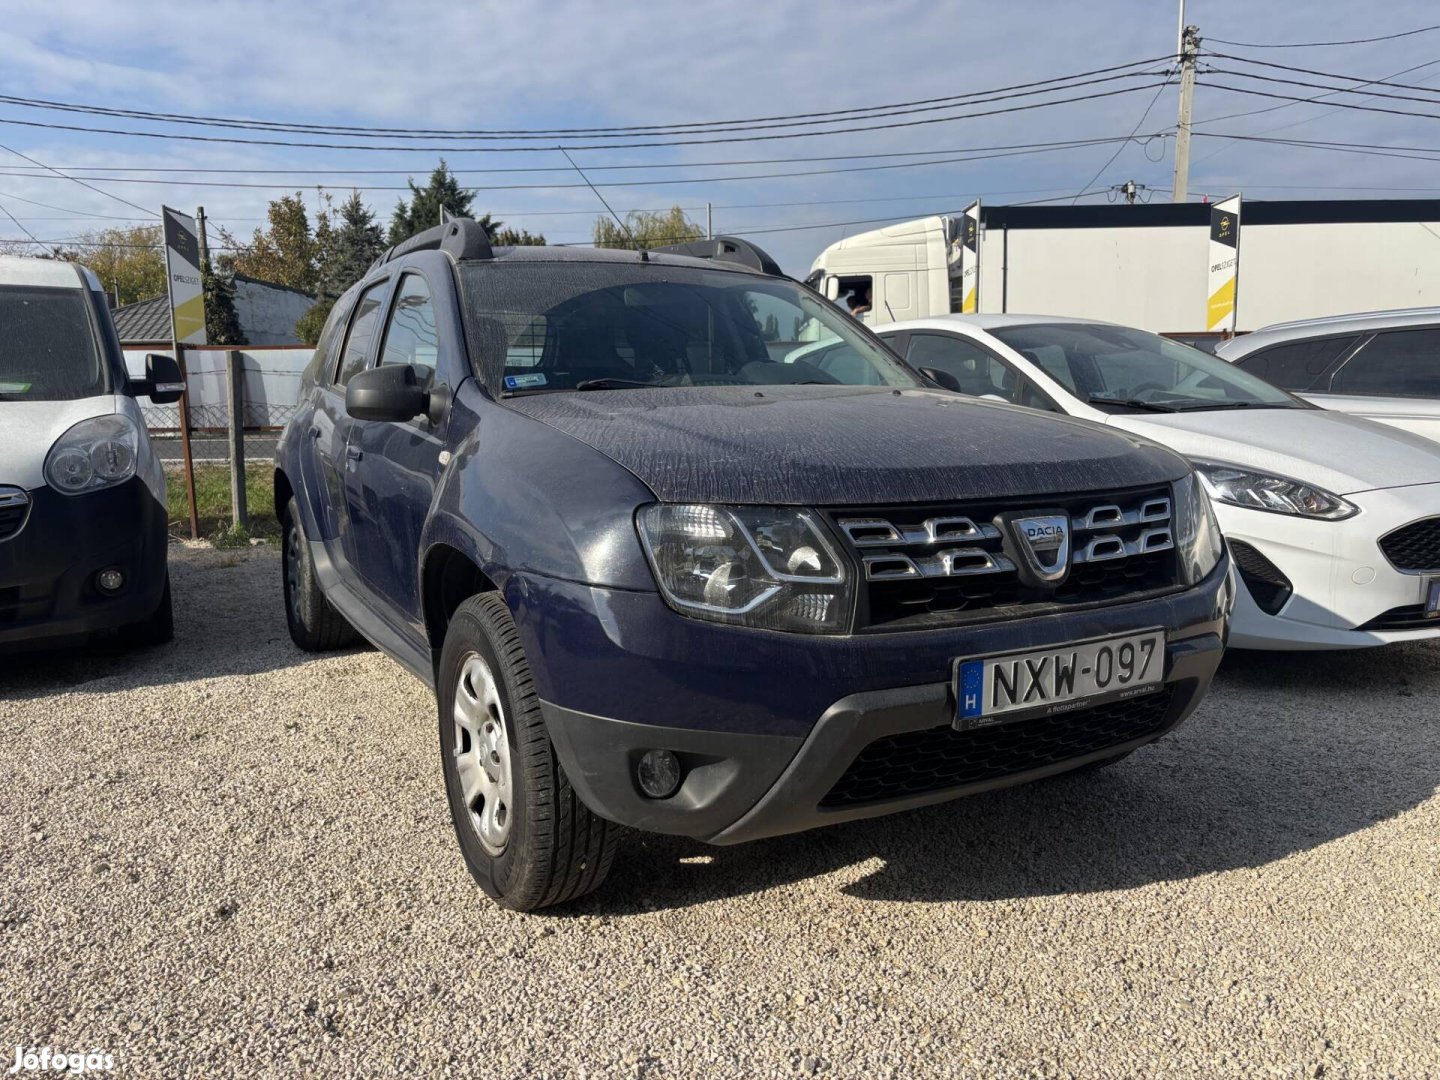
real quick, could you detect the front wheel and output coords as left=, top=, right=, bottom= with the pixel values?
left=439, top=593, right=618, bottom=911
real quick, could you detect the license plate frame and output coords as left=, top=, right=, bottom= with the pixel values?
left=953, top=628, right=1167, bottom=731
left=1425, top=577, right=1440, bottom=618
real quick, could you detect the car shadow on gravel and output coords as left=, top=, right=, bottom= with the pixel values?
left=578, top=642, right=1440, bottom=915
left=0, top=547, right=370, bottom=700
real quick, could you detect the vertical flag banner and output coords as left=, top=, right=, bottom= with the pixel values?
left=162, top=206, right=208, bottom=345
left=960, top=200, right=981, bottom=314
left=1206, top=195, right=1241, bottom=333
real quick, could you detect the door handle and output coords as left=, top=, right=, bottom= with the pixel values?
left=345, top=445, right=364, bottom=461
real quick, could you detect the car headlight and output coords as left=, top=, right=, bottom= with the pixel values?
left=636, top=504, right=853, bottom=632
left=1173, top=471, right=1225, bottom=585
left=44, top=414, right=140, bottom=495
left=1192, top=460, right=1357, bottom=520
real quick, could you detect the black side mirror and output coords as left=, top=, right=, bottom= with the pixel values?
left=134, top=353, right=184, bottom=405
left=346, top=364, right=442, bottom=424
left=917, top=366, right=963, bottom=393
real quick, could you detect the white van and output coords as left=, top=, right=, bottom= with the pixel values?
left=0, top=256, right=182, bottom=650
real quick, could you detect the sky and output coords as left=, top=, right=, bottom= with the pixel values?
left=1, top=0, right=1439, bottom=276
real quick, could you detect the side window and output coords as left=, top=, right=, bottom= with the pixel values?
left=334, top=281, right=389, bottom=387
left=304, top=295, right=352, bottom=388
left=377, top=274, right=439, bottom=387
left=1329, top=329, right=1440, bottom=397
left=906, top=333, right=1020, bottom=403
left=835, top=274, right=873, bottom=317
left=1235, top=336, right=1357, bottom=391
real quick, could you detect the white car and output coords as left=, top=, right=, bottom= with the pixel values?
left=0, top=255, right=181, bottom=650
left=1215, top=308, right=1440, bottom=443
left=878, top=314, right=1440, bottom=650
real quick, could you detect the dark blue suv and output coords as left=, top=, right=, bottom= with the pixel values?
left=275, top=220, right=1233, bottom=910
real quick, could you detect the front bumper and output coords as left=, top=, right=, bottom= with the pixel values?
left=0, top=478, right=168, bottom=649
left=513, top=557, right=1231, bottom=844
left=1219, top=484, right=1440, bottom=650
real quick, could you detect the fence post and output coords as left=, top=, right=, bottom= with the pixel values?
left=175, top=344, right=200, bottom=540
left=226, top=349, right=248, bottom=531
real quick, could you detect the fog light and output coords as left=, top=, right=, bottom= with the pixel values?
left=636, top=750, right=682, bottom=799
left=96, top=568, right=125, bottom=593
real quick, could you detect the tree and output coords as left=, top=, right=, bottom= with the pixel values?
left=593, top=206, right=704, bottom=251
left=51, top=225, right=165, bottom=307
left=202, top=255, right=246, bottom=346
left=218, top=193, right=324, bottom=294
left=295, top=191, right=389, bottom=345
left=492, top=226, right=546, bottom=246
left=388, top=160, right=501, bottom=245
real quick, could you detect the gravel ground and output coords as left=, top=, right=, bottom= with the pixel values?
left=2, top=546, right=1437, bottom=1079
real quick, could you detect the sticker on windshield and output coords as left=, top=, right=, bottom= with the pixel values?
left=504, top=373, right=547, bottom=390
left=0, top=382, right=31, bottom=394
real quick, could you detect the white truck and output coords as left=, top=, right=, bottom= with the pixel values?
left=807, top=200, right=1440, bottom=340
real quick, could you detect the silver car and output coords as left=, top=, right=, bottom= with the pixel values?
left=1215, top=308, right=1440, bottom=444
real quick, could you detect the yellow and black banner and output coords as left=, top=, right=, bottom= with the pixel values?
left=1206, top=195, right=1241, bottom=333
left=162, top=206, right=208, bottom=346
left=959, top=200, right=981, bottom=314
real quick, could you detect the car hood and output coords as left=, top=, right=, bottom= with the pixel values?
left=1109, top=406, right=1440, bottom=495
left=505, top=385, right=1188, bottom=505
left=0, top=396, right=117, bottom=490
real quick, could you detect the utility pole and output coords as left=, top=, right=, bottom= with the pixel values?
left=706, top=203, right=713, bottom=240
left=196, top=205, right=208, bottom=265
left=1172, top=1, right=1199, bottom=204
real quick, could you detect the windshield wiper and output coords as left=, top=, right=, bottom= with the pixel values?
left=1168, top=400, right=1294, bottom=411
left=1086, top=395, right=1184, bottom=413
left=574, top=377, right=664, bottom=391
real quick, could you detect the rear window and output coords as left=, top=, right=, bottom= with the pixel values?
left=0, top=285, right=106, bottom=401
left=1234, top=335, right=1358, bottom=391
left=1329, top=328, right=1440, bottom=398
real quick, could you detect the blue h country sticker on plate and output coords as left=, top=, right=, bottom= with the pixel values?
left=504, top=373, right=547, bottom=390
left=958, top=661, right=985, bottom=720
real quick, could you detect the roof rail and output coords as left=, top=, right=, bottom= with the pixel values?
left=1254, top=305, right=1440, bottom=333
left=651, top=235, right=783, bottom=276
left=369, top=216, right=494, bottom=272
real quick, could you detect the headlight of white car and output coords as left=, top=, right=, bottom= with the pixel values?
left=1192, top=461, right=1358, bottom=521
left=637, top=504, right=852, bottom=632
left=44, top=414, right=140, bottom=495
left=1173, top=471, right=1225, bottom=585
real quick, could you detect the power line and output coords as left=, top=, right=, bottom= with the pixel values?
left=1194, top=131, right=1440, bottom=162
left=1203, top=66, right=1440, bottom=106
left=1203, top=51, right=1440, bottom=94
left=0, top=81, right=1176, bottom=152
left=1192, top=58, right=1440, bottom=126
left=1195, top=80, right=1440, bottom=122
left=1071, top=76, right=1174, bottom=204
left=0, top=139, right=156, bottom=216
left=0, top=198, right=55, bottom=255
left=1206, top=24, right=1440, bottom=49
left=0, top=57, right=1172, bottom=139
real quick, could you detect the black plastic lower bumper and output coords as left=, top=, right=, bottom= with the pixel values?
left=0, top=479, right=168, bottom=649
left=541, top=625, right=1225, bottom=846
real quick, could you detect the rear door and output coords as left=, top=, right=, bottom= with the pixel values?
left=340, top=268, right=452, bottom=631
left=1316, top=327, right=1440, bottom=441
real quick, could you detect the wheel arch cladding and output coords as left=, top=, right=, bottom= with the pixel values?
left=422, top=543, right=500, bottom=659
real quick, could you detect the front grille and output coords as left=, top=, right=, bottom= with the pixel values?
left=0, top=487, right=30, bottom=541
left=820, top=688, right=1176, bottom=809
left=1379, top=517, right=1440, bottom=572
left=1359, top=605, right=1440, bottom=631
left=1228, top=539, right=1292, bottom=615
left=829, top=485, right=1181, bottom=631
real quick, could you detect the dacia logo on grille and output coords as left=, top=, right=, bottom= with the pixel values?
left=997, top=512, right=1071, bottom=587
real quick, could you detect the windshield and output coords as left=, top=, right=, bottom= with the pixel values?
left=989, top=322, right=1299, bottom=411
left=0, top=285, right=107, bottom=401
left=459, top=260, right=920, bottom=393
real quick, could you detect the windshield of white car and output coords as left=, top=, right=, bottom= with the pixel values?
left=0, top=285, right=107, bottom=401
left=989, top=322, right=1301, bottom=411
left=459, top=262, right=921, bottom=394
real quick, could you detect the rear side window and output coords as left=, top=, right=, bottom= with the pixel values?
left=0, top=285, right=105, bottom=401
left=1235, top=336, right=1357, bottom=391
left=1329, top=328, right=1440, bottom=398
left=334, top=281, right=388, bottom=387
left=905, top=333, right=1021, bottom=403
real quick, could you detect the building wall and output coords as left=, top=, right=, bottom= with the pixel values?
left=233, top=279, right=313, bottom=346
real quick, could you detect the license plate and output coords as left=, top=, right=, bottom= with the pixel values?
left=1426, top=578, right=1440, bottom=617
left=955, top=629, right=1165, bottom=729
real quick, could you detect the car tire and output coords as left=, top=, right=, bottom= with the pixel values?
left=281, top=497, right=358, bottom=652
left=439, top=592, right=619, bottom=911
left=129, top=573, right=174, bottom=647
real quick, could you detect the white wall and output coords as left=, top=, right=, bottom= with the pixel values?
left=124, top=346, right=312, bottom=429
left=980, top=219, right=1440, bottom=333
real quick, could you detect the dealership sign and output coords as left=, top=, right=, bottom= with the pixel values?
left=162, top=206, right=207, bottom=346
left=958, top=200, right=981, bottom=314
left=1206, top=195, right=1241, bottom=333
